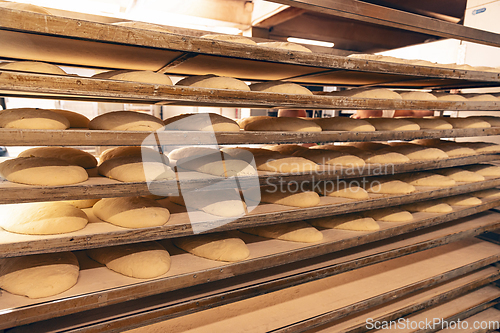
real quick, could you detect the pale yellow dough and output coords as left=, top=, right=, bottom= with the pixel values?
left=407, top=118, right=452, bottom=130
left=254, top=155, right=319, bottom=173
left=293, top=149, right=366, bottom=167
left=316, top=181, right=369, bottom=199
left=173, top=233, right=250, bottom=262
left=442, top=195, right=482, bottom=206
left=48, top=109, right=90, bottom=128
left=436, top=168, right=485, bottom=183
left=310, top=117, right=375, bottom=131
left=444, top=117, right=491, bottom=129
left=386, top=145, right=448, bottom=160
left=332, top=88, right=402, bottom=100
left=464, top=164, right=500, bottom=177
left=61, top=199, right=100, bottom=209
left=0, top=108, right=70, bottom=129
left=176, top=74, right=250, bottom=91
left=93, top=196, right=170, bottom=228
left=0, top=61, right=66, bottom=75
left=399, top=173, right=456, bottom=187
left=19, top=147, right=97, bottom=169
left=250, top=81, right=312, bottom=95
left=366, top=118, right=420, bottom=131
left=466, top=94, right=498, bottom=101
left=432, top=93, right=467, bottom=101
left=89, top=111, right=164, bottom=131
left=460, top=142, right=500, bottom=153
left=472, top=189, right=500, bottom=198
left=93, top=70, right=172, bottom=85
left=366, top=179, right=416, bottom=194
left=265, top=144, right=310, bottom=155
left=87, top=242, right=170, bottom=279
left=365, top=208, right=413, bottom=222
left=0, top=157, right=88, bottom=186
left=404, top=201, right=453, bottom=213
left=0, top=252, right=79, bottom=299
left=241, top=221, right=323, bottom=243
left=399, top=91, right=437, bottom=100
left=243, top=117, right=322, bottom=132
left=177, top=153, right=256, bottom=177
left=98, top=156, right=175, bottom=182
left=260, top=190, right=320, bottom=208
left=169, top=189, right=246, bottom=217
left=0, top=201, right=88, bottom=235
left=99, top=146, right=165, bottom=164
left=309, top=214, right=380, bottom=231
left=163, top=113, right=240, bottom=131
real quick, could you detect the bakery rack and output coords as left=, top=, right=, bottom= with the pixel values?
left=2, top=2, right=500, bottom=331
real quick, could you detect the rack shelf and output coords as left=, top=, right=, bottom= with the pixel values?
left=2, top=214, right=500, bottom=331
left=0, top=8, right=500, bottom=89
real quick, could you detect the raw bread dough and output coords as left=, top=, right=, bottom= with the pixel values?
left=0, top=157, right=88, bottom=185
left=48, top=109, right=90, bottom=128
left=442, top=195, right=482, bottom=206
left=366, top=179, right=416, bottom=194
left=358, top=151, right=410, bottom=164
left=176, top=74, right=250, bottom=91
left=399, top=91, right=437, bottom=100
left=464, top=164, right=500, bottom=177
left=113, top=21, right=172, bottom=33
left=365, top=208, right=413, bottom=222
left=0, top=61, right=66, bottom=75
left=431, top=144, right=476, bottom=157
left=444, top=117, right=491, bottom=129
left=89, top=111, right=164, bottom=131
left=309, top=214, right=380, bottom=231
left=260, top=190, right=320, bottom=208
left=98, top=156, right=175, bottom=182
left=254, top=155, right=319, bottom=173
left=168, top=147, right=219, bottom=163
left=0, top=252, right=79, bottom=299
left=99, top=146, right=165, bottom=164
left=0, top=2, right=52, bottom=14
left=472, top=189, right=500, bottom=198
left=249, top=81, right=312, bottom=95
left=243, top=117, right=322, bottom=132
left=0, top=108, right=70, bottom=129
left=0, top=201, right=88, bottom=235
left=466, top=94, right=498, bottom=101
left=399, top=173, right=456, bottom=187
left=87, top=242, right=170, bottom=279
left=469, top=116, right=500, bottom=127
left=61, top=199, right=100, bottom=209
left=265, top=144, right=310, bottom=155
left=346, top=142, right=389, bottom=150
left=316, top=181, right=369, bottom=199
left=310, top=117, right=375, bottom=131
left=93, top=196, right=170, bottom=228
left=435, top=168, right=485, bottom=182
left=293, top=149, right=366, bottom=167
left=257, top=42, right=312, bottom=52
left=365, top=118, right=420, bottom=131
left=202, top=34, right=256, bottom=45
left=460, top=142, right=500, bottom=153
left=241, top=221, right=323, bottom=243
left=238, top=116, right=272, bottom=129
left=173, top=233, right=250, bottom=262
left=19, top=147, right=97, bottom=169
left=432, top=93, right=467, bottom=101
left=386, top=145, right=448, bottom=160
left=332, top=88, right=402, bottom=99
left=407, top=118, right=452, bottom=130
left=93, top=70, right=172, bottom=85
left=403, top=201, right=453, bottom=213
left=163, top=113, right=240, bottom=132
left=169, top=189, right=246, bottom=217
left=177, top=153, right=256, bottom=177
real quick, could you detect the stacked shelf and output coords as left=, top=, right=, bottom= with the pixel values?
left=2, top=3, right=500, bottom=332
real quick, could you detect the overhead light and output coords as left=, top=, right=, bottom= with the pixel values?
left=287, top=37, right=334, bottom=48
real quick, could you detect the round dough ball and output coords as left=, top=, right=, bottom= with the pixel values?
left=399, top=91, right=438, bottom=100
left=365, top=118, right=420, bottom=131
left=0, top=157, right=88, bottom=186
left=0, top=201, right=88, bottom=235
left=241, top=221, right=323, bottom=243
left=93, top=70, right=172, bottom=85
left=317, top=181, right=369, bottom=199
left=336, top=88, right=402, bottom=99
left=255, top=155, right=319, bottom=173
left=98, top=155, right=175, bottom=182
left=265, top=144, right=309, bottom=156
left=93, top=196, right=170, bottom=228
left=163, top=113, right=240, bottom=131
left=99, top=146, right=164, bottom=164
left=89, top=111, right=164, bottom=131
left=257, top=42, right=312, bottom=52
left=202, top=34, right=256, bottom=45
left=0, top=61, right=66, bottom=75
left=310, top=117, right=375, bottom=131
left=48, top=109, right=90, bottom=128
left=366, top=179, right=416, bottom=194
left=237, top=116, right=272, bottom=129
left=168, top=146, right=219, bottom=162
left=260, top=190, right=320, bottom=208
left=294, top=149, right=365, bottom=167
left=174, top=233, right=250, bottom=262
left=400, top=173, right=456, bottom=187
left=113, top=21, right=172, bottom=33
left=61, top=198, right=100, bottom=209
left=0, top=108, right=70, bottom=129
left=365, top=208, right=413, bottom=222
left=19, top=147, right=97, bottom=169
left=404, top=201, right=453, bottom=213
left=443, top=195, right=482, bottom=206
left=176, top=74, right=250, bottom=91
left=406, top=118, right=452, bottom=129
left=249, top=81, right=312, bottom=95
left=87, top=242, right=170, bottom=279
left=0, top=252, right=79, bottom=299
